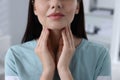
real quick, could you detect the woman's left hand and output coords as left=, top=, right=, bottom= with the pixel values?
left=57, top=27, right=75, bottom=80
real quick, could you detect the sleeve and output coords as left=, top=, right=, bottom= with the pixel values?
left=5, top=48, right=20, bottom=80
left=95, top=48, right=111, bottom=80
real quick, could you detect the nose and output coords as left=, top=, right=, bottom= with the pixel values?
left=50, top=0, right=62, bottom=9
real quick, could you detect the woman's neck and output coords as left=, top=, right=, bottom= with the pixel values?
left=36, top=29, right=82, bottom=54
left=48, top=30, right=61, bottom=54
left=48, top=30, right=82, bottom=54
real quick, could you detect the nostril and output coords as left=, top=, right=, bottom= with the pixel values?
left=58, top=5, right=61, bottom=8
left=50, top=1, right=62, bottom=9
left=52, top=6, right=55, bottom=9
left=51, top=5, right=62, bottom=9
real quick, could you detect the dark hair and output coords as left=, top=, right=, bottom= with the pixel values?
left=22, top=0, right=87, bottom=43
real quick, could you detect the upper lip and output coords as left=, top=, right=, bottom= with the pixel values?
left=47, top=13, right=64, bottom=17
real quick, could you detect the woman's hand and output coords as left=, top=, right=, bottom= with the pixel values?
left=35, top=28, right=55, bottom=80
left=57, top=27, right=75, bottom=80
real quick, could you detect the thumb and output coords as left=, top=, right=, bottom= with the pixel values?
left=57, top=37, right=63, bottom=62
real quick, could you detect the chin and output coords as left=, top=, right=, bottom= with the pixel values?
left=47, top=24, right=66, bottom=30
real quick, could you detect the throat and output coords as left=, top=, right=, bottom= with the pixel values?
left=49, top=30, right=61, bottom=54
left=49, top=37, right=60, bottom=54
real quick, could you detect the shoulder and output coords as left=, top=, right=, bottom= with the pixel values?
left=76, top=39, right=109, bottom=58
left=10, top=40, right=36, bottom=51
left=78, top=39, right=108, bottom=51
left=5, top=40, right=41, bottom=77
left=73, top=39, right=111, bottom=77
left=9, top=40, right=35, bottom=51
left=5, top=40, right=36, bottom=60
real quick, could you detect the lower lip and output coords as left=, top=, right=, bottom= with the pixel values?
left=48, top=15, right=64, bottom=20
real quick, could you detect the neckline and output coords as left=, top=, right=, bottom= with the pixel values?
left=75, top=38, right=86, bottom=49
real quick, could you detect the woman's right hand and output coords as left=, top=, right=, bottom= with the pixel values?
left=35, top=28, right=55, bottom=80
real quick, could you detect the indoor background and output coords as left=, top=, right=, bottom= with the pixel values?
left=0, top=0, right=120, bottom=80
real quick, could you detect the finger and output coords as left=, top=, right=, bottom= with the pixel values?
left=68, top=27, right=74, bottom=47
left=57, top=37, right=64, bottom=66
left=37, top=28, right=46, bottom=46
left=57, top=37, right=63, bottom=60
left=58, top=38, right=63, bottom=52
left=37, top=28, right=49, bottom=50
left=48, top=42, right=55, bottom=59
left=62, top=28, right=68, bottom=46
left=65, top=27, right=72, bottom=46
left=43, top=28, right=49, bottom=46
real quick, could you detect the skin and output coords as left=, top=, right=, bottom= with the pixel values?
left=34, top=0, right=79, bottom=30
left=34, top=0, right=81, bottom=79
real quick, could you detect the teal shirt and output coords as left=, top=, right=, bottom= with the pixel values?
left=5, top=39, right=111, bottom=80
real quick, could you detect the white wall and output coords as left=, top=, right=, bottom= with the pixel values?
left=0, top=0, right=11, bottom=57
left=0, top=0, right=11, bottom=79
left=97, top=0, right=114, bottom=9
left=9, top=0, right=29, bottom=45
left=0, top=0, right=10, bottom=35
left=110, top=0, right=120, bottom=62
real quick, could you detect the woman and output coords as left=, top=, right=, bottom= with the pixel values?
left=5, top=0, right=111, bottom=80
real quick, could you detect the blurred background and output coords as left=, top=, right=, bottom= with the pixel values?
left=0, top=0, right=120, bottom=80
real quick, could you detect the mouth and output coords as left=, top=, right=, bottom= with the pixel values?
left=47, top=13, right=65, bottom=20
